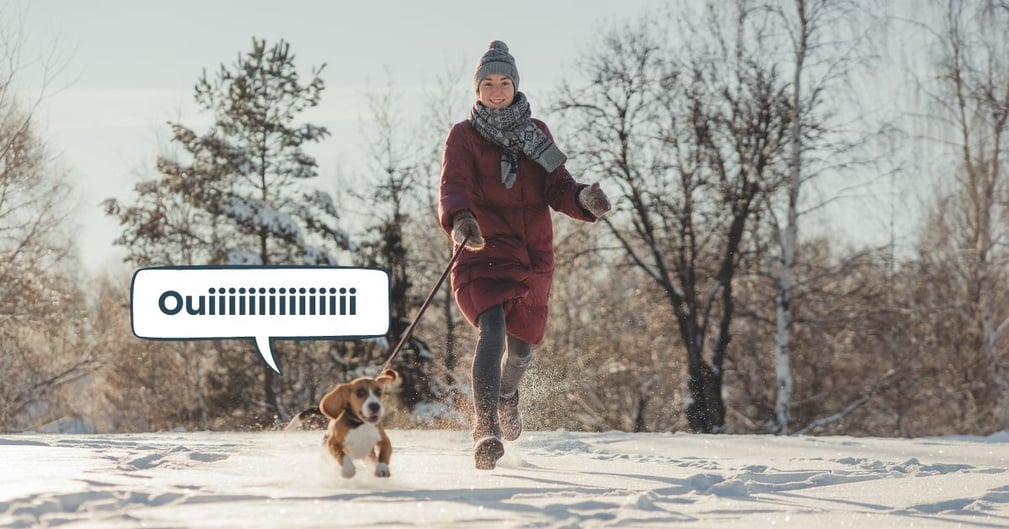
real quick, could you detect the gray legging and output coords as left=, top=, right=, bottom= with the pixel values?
left=471, top=304, right=533, bottom=438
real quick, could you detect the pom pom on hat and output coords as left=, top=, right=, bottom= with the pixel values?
left=474, top=40, right=519, bottom=93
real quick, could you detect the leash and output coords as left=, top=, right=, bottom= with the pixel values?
left=381, top=234, right=470, bottom=372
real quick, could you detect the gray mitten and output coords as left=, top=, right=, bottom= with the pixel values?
left=578, top=183, right=611, bottom=218
left=452, top=212, right=486, bottom=251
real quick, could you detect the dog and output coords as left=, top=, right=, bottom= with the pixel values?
left=312, top=368, right=399, bottom=479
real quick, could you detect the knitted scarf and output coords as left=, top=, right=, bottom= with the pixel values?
left=469, top=92, right=567, bottom=189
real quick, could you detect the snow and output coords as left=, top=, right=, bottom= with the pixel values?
left=225, top=249, right=263, bottom=266
left=221, top=195, right=304, bottom=243
left=1, top=430, right=1008, bottom=528
left=310, top=190, right=338, bottom=217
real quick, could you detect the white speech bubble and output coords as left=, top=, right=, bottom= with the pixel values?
left=131, top=266, right=391, bottom=374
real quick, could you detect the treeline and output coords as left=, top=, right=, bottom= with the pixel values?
left=2, top=0, right=1008, bottom=437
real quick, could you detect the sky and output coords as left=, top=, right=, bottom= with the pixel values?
left=16, top=0, right=662, bottom=274
left=2, top=428, right=1008, bottom=528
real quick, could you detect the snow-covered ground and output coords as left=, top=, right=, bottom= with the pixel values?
left=1, top=429, right=1008, bottom=528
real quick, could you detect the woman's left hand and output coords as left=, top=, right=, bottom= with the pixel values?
left=578, top=183, right=611, bottom=218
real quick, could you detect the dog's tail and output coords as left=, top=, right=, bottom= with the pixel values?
left=284, top=406, right=324, bottom=431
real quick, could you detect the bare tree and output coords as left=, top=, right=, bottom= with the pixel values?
left=542, top=222, right=684, bottom=432
left=394, top=61, right=476, bottom=426
left=553, top=5, right=791, bottom=432
left=416, top=61, right=471, bottom=392
left=0, top=4, right=93, bottom=431
left=349, top=75, right=450, bottom=413
left=760, top=0, right=881, bottom=434
left=90, top=273, right=204, bottom=432
left=907, top=0, right=1009, bottom=430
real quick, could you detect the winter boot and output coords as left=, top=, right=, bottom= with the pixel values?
left=472, top=410, right=504, bottom=470
left=473, top=435, right=505, bottom=470
left=499, top=390, right=522, bottom=441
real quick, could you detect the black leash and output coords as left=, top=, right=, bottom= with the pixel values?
left=381, top=235, right=470, bottom=372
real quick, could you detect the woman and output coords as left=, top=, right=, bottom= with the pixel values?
left=438, top=40, right=611, bottom=470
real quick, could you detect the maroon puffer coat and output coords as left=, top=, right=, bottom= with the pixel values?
left=439, top=119, right=597, bottom=344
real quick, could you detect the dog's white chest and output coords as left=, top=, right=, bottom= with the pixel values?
left=343, top=423, right=382, bottom=459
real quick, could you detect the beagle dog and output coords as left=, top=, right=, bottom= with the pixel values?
left=319, top=368, right=399, bottom=478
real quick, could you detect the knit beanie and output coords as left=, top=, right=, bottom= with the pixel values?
left=473, top=40, right=519, bottom=94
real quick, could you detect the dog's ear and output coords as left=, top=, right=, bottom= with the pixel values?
left=319, top=384, right=350, bottom=420
left=377, top=368, right=399, bottom=385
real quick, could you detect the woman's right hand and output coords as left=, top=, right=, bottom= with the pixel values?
left=452, top=212, right=486, bottom=251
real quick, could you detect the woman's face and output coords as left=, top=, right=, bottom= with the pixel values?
left=477, top=74, right=515, bottom=109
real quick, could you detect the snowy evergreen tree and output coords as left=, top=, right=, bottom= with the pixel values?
left=105, top=37, right=347, bottom=267
left=104, top=37, right=349, bottom=420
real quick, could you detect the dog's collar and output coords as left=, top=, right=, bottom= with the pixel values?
left=340, top=405, right=365, bottom=427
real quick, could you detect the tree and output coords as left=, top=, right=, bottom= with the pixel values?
left=907, top=0, right=1009, bottom=430
left=351, top=77, right=445, bottom=413
left=543, top=223, right=684, bottom=432
left=554, top=6, right=791, bottom=432
left=0, top=7, right=94, bottom=431
left=104, top=37, right=349, bottom=420
left=398, top=63, right=479, bottom=427
left=761, top=0, right=880, bottom=434
left=91, top=272, right=209, bottom=432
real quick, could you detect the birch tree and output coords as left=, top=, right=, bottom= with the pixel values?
left=763, top=0, right=877, bottom=434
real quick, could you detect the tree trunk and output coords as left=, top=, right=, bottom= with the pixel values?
left=772, top=0, right=807, bottom=436
left=263, top=366, right=276, bottom=407
left=685, top=363, right=726, bottom=433
left=633, top=389, right=649, bottom=432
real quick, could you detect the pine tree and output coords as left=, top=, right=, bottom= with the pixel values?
left=104, top=37, right=349, bottom=419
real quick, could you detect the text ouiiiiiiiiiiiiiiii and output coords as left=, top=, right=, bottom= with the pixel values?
left=157, top=287, right=358, bottom=316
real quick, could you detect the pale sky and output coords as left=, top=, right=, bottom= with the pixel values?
left=18, top=0, right=662, bottom=273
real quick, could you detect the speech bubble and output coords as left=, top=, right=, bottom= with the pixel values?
left=131, top=266, right=391, bottom=374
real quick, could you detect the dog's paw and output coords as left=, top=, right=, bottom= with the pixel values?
left=341, top=459, right=356, bottom=479
left=374, top=463, right=390, bottom=478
